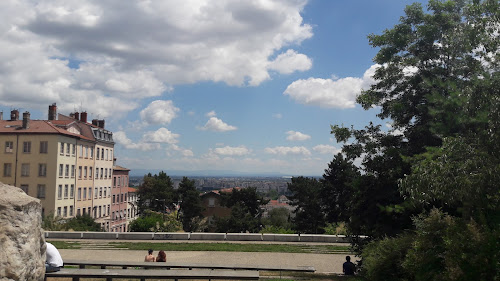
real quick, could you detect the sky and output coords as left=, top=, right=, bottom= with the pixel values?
left=0, top=0, right=427, bottom=176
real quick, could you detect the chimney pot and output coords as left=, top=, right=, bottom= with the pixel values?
left=92, top=119, right=99, bottom=126
left=98, top=120, right=105, bottom=129
left=74, top=112, right=80, bottom=120
left=22, top=111, right=30, bottom=129
left=0, top=111, right=3, bottom=120
left=10, top=110, right=19, bottom=121
left=48, top=103, right=57, bottom=120
left=81, top=112, right=88, bottom=123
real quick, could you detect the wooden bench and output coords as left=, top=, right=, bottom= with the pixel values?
left=64, top=259, right=316, bottom=273
left=45, top=268, right=259, bottom=281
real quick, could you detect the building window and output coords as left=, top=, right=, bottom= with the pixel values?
left=96, top=167, right=99, bottom=179
left=78, top=166, right=82, bottom=179
left=21, top=163, right=30, bottom=177
left=38, top=163, right=47, bottom=177
left=72, top=144, right=76, bottom=155
left=94, top=187, right=98, bottom=199
left=108, top=187, right=111, bottom=197
left=97, top=148, right=100, bottom=160
left=112, top=195, right=115, bottom=204
left=40, top=141, right=48, bottom=154
left=70, top=184, right=74, bottom=199
left=103, top=187, right=106, bottom=198
left=59, top=164, right=63, bottom=177
left=3, top=163, right=12, bottom=177
left=5, top=141, right=13, bottom=153
left=71, top=165, right=75, bottom=178
left=78, top=188, right=82, bottom=201
left=100, top=168, right=103, bottom=179
left=88, top=188, right=92, bottom=199
left=83, top=187, right=87, bottom=200
left=105, top=168, right=108, bottom=179
left=79, top=145, right=83, bottom=158
left=90, top=147, right=94, bottom=158
left=84, top=166, right=88, bottom=179
left=66, top=142, right=70, bottom=155
left=85, top=146, right=88, bottom=158
left=20, top=184, right=28, bottom=194
left=63, top=206, right=67, bottom=217
left=70, top=206, right=74, bottom=216
left=37, top=184, right=46, bottom=199
left=58, top=185, right=62, bottom=199
left=99, top=187, right=102, bottom=198
left=114, top=177, right=117, bottom=186
left=101, top=148, right=104, bottom=159
left=60, top=143, right=64, bottom=155
left=64, top=184, right=68, bottom=199
left=89, top=167, right=93, bottom=179
left=57, top=207, right=61, bottom=217
left=65, top=164, right=69, bottom=178
left=23, top=141, right=31, bottom=153
left=77, top=208, right=81, bottom=216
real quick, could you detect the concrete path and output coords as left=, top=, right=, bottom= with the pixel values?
left=59, top=249, right=355, bottom=274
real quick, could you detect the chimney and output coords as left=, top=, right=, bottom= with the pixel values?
left=98, top=120, right=105, bottom=129
left=48, top=103, right=57, bottom=120
left=92, top=119, right=99, bottom=126
left=69, top=113, right=75, bottom=118
left=74, top=112, right=80, bottom=120
left=22, top=112, right=30, bottom=129
left=81, top=112, right=88, bottom=123
left=10, top=110, right=19, bottom=121
left=0, top=111, right=3, bottom=120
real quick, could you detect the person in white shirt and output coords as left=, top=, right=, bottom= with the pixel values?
left=45, top=242, right=64, bottom=272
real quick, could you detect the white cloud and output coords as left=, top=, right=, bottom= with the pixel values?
left=272, top=113, right=283, bottom=119
left=114, top=131, right=161, bottom=151
left=140, top=100, right=180, bottom=125
left=170, top=144, right=194, bottom=157
left=312, top=144, right=340, bottom=155
left=199, top=117, right=237, bottom=132
left=214, top=145, right=250, bottom=156
left=265, top=146, right=311, bottom=156
left=206, top=110, right=217, bottom=117
left=268, top=49, right=312, bottom=74
left=286, top=130, right=311, bottom=141
left=143, top=128, right=179, bottom=144
left=283, top=64, right=379, bottom=108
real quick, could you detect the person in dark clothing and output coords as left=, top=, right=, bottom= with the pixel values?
left=343, top=256, right=355, bottom=275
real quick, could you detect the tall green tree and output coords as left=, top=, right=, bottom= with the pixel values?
left=287, top=177, right=325, bottom=234
left=137, top=171, right=177, bottom=214
left=177, top=177, right=203, bottom=232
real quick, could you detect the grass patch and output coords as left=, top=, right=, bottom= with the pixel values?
left=108, top=242, right=350, bottom=253
left=48, top=241, right=81, bottom=249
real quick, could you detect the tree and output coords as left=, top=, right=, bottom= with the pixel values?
left=262, top=207, right=292, bottom=230
left=177, top=177, right=203, bottom=232
left=65, top=215, right=102, bottom=231
left=215, top=187, right=268, bottom=233
left=287, top=177, right=325, bottom=234
left=137, top=172, right=177, bottom=214
left=129, top=210, right=182, bottom=232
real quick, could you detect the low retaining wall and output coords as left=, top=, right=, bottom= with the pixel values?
left=45, top=231, right=353, bottom=243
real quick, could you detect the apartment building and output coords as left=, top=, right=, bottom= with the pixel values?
left=127, top=187, right=139, bottom=231
left=111, top=163, right=130, bottom=232
left=0, top=104, right=115, bottom=228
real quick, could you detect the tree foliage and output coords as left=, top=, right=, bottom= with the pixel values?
left=42, top=214, right=102, bottom=231
left=137, top=171, right=177, bottom=214
left=129, top=210, right=182, bottom=232
left=287, top=177, right=325, bottom=234
left=177, top=177, right=204, bottom=232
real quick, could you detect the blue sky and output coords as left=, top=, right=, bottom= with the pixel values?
left=0, top=0, right=425, bottom=176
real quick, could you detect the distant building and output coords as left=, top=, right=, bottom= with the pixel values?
left=200, top=187, right=242, bottom=220
left=111, top=162, right=130, bottom=232
left=262, top=195, right=295, bottom=218
left=0, top=104, right=115, bottom=231
left=127, top=187, right=139, bottom=231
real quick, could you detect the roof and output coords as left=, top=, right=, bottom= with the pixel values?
left=0, top=120, right=84, bottom=139
left=201, top=187, right=242, bottom=197
left=128, top=187, right=138, bottom=193
left=113, top=165, right=130, bottom=171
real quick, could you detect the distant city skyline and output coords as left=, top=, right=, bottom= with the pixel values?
left=0, top=0, right=426, bottom=175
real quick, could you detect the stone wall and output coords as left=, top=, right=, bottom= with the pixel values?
left=0, top=182, right=45, bottom=281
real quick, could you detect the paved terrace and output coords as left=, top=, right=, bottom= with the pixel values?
left=54, top=239, right=357, bottom=274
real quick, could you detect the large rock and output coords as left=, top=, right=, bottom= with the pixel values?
left=0, top=182, right=45, bottom=281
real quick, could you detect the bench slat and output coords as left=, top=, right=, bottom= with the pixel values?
left=46, top=268, right=259, bottom=280
left=63, top=259, right=315, bottom=272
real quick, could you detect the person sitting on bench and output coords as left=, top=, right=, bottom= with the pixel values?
left=156, top=250, right=166, bottom=262
left=45, top=242, right=64, bottom=272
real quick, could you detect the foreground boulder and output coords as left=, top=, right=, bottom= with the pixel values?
left=0, top=182, right=45, bottom=281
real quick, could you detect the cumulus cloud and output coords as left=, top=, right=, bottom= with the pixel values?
left=143, top=128, right=179, bottom=144
left=265, top=146, right=311, bottom=156
left=272, top=113, right=283, bottom=119
left=199, top=117, right=237, bottom=132
left=170, top=144, right=194, bottom=157
left=283, top=64, right=379, bottom=108
left=312, top=144, right=340, bottom=155
left=268, top=49, right=312, bottom=74
left=214, top=145, right=250, bottom=156
left=286, top=130, right=311, bottom=141
left=206, top=110, right=217, bottom=117
left=140, top=100, right=180, bottom=126
left=114, top=131, right=161, bottom=151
